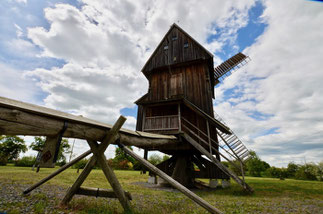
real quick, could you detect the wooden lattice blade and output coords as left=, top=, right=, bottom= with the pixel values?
left=214, top=52, right=250, bottom=85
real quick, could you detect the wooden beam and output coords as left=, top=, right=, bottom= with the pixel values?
left=119, top=144, right=224, bottom=214
left=75, top=187, right=132, bottom=200
left=183, top=133, right=253, bottom=193
left=85, top=116, right=131, bottom=212
left=88, top=140, right=131, bottom=212
left=23, top=149, right=92, bottom=195
left=0, top=106, right=179, bottom=149
left=61, top=156, right=97, bottom=205
left=62, top=116, right=130, bottom=210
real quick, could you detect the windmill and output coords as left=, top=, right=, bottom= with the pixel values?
left=135, top=23, right=253, bottom=191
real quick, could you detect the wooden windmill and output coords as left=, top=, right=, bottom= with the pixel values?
left=136, top=23, right=252, bottom=189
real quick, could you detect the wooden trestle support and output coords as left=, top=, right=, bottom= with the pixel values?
left=20, top=116, right=223, bottom=214
left=0, top=96, right=253, bottom=214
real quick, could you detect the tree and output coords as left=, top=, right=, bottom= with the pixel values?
left=29, top=136, right=70, bottom=164
left=295, top=163, right=317, bottom=181
left=286, top=162, right=299, bottom=178
left=162, top=155, right=170, bottom=162
left=148, top=154, right=162, bottom=165
left=0, top=135, right=27, bottom=164
left=317, top=161, right=323, bottom=181
left=114, top=146, right=135, bottom=163
left=246, top=151, right=270, bottom=177
left=265, top=166, right=287, bottom=179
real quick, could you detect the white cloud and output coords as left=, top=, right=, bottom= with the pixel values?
left=214, top=0, right=323, bottom=166
left=25, top=0, right=256, bottom=127
left=6, top=0, right=322, bottom=167
left=0, top=62, right=42, bottom=104
left=18, top=0, right=256, bottom=159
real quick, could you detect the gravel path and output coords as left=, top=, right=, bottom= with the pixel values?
left=0, top=179, right=67, bottom=214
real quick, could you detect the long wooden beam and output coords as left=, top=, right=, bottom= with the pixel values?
left=23, top=149, right=92, bottom=195
left=183, top=133, right=254, bottom=193
left=0, top=97, right=181, bottom=150
left=119, top=144, right=224, bottom=214
left=75, top=187, right=132, bottom=200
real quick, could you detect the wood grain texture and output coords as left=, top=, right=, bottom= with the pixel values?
left=120, top=144, right=224, bottom=214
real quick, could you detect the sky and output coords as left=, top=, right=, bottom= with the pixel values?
left=0, top=0, right=322, bottom=167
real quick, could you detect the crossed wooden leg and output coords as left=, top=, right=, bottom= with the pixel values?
left=60, top=116, right=131, bottom=212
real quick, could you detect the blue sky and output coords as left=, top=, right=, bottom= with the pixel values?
left=0, top=0, right=322, bottom=166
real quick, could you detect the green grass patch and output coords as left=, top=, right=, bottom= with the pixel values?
left=0, top=165, right=322, bottom=213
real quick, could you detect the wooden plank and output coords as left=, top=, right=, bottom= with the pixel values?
left=38, top=135, right=59, bottom=168
left=0, top=96, right=174, bottom=140
left=76, top=187, right=132, bottom=200
left=119, top=144, right=223, bottom=214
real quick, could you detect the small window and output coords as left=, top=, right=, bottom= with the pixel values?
left=184, top=42, right=189, bottom=48
left=173, top=56, right=177, bottom=61
left=164, top=45, right=168, bottom=50
left=172, top=35, right=178, bottom=41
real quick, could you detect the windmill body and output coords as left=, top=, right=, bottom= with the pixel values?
left=136, top=24, right=251, bottom=188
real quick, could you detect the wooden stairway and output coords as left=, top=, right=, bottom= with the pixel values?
left=213, top=112, right=251, bottom=163
left=182, top=133, right=253, bottom=193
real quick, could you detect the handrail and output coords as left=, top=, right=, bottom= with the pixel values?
left=182, top=124, right=242, bottom=172
left=181, top=117, right=238, bottom=161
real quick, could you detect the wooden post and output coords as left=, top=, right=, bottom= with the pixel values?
left=143, top=149, right=148, bottom=174
left=61, top=116, right=132, bottom=213
left=119, top=144, right=224, bottom=214
left=87, top=140, right=131, bottom=212
left=23, top=149, right=92, bottom=195
left=38, top=135, right=60, bottom=168
left=178, top=103, right=181, bottom=132
left=142, top=106, right=146, bottom=131
left=206, top=121, right=212, bottom=155
left=61, top=156, right=98, bottom=204
left=183, top=133, right=253, bottom=193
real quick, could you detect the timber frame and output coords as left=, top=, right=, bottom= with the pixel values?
left=0, top=96, right=226, bottom=214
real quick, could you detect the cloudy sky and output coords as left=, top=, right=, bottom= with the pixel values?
left=0, top=0, right=322, bottom=167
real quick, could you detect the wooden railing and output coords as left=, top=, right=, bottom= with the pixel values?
left=143, top=115, right=179, bottom=131
left=181, top=117, right=244, bottom=176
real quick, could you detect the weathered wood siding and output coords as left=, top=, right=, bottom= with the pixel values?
left=146, top=63, right=214, bottom=116
left=142, top=26, right=212, bottom=75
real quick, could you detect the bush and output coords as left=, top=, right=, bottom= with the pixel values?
left=148, top=154, right=162, bottom=165
left=0, top=155, right=7, bottom=166
left=72, top=158, right=89, bottom=169
left=228, top=160, right=246, bottom=176
left=118, top=160, right=132, bottom=170
left=295, top=164, right=318, bottom=181
left=246, top=151, right=270, bottom=177
left=133, top=160, right=143, bottom=171
left=286, top=162, right=299, bottom=178
left=14, top=156, right=36, bottom=167
left=107, top=159, right=133, bottom=170
left=265, top=166, right=287, bottom=179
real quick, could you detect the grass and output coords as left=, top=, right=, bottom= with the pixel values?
left=0, top=165, right=323, bottom=213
